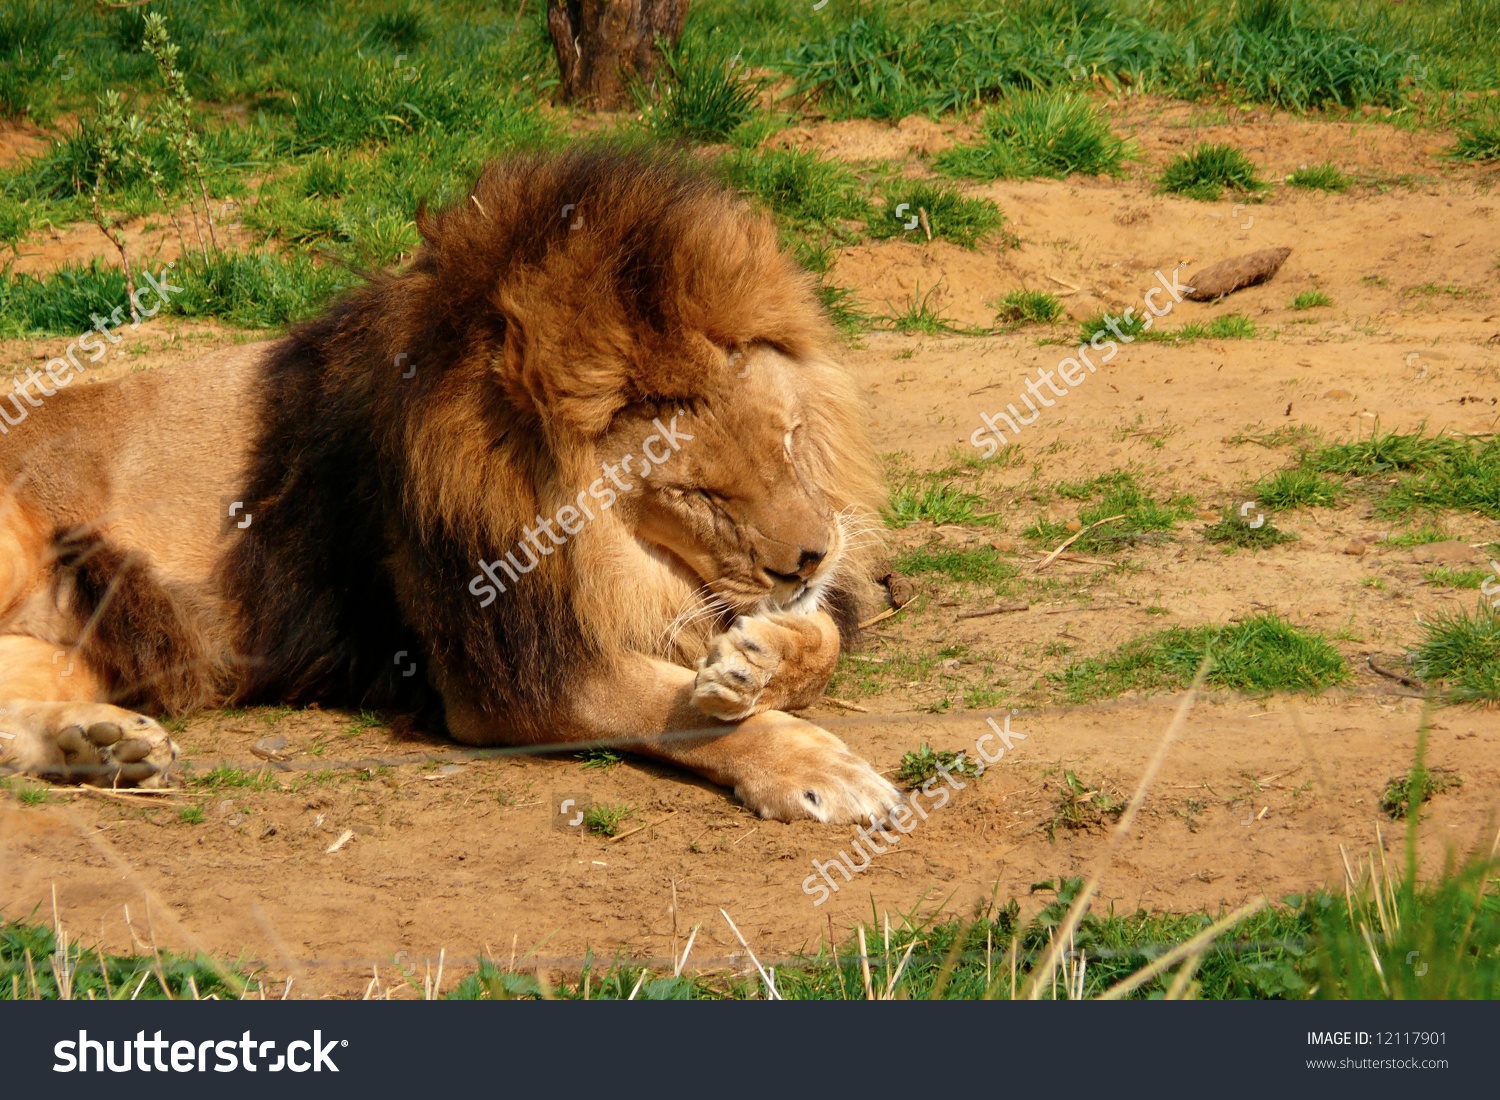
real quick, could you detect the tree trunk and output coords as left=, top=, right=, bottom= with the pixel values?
left=547, top=0, right=690, bottom=109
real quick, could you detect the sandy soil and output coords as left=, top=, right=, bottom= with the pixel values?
left=4, top=103, right=1500, bottom=996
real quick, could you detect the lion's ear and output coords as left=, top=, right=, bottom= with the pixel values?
left=490, top=302, right=538, bottom=415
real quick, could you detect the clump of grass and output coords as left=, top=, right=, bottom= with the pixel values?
left=885, top=480, right=996, bottom=527
left=891, top=546, right=1017, bottom=592
left=880, top=284, right=971, bottom=335
left=639, top=46, right=763, bottom=143
left=867, top=181, right=1005, bottom=249
left=1307, top=428, right=1500, bottom=519
left=1291, top=290, right=1332, bottom=309
left=1046, top=770, right=1124, bottom=839
left=575, top=748, right=623, bottom=770
left=816, top=283, right=870, bottom=333
left=1158, top=143, right=1265, bottom=201
left=1410, top=603, right=1500, bottom=701
left=1451, top=120, right=1500, bottom=162
left=896, top=743, right=980, bottom=789
left=1380, top=766, right=1462, bottom=820
left=583, top=803, right=634, bottom=838
left=720, top=146, right=868, bottom=231
left=1026, top=472, right=1194, bottom=552
left=935, top=89, right=1129, bottom=181
left=178, top=804, right=206, bottom=825
left=1054, top=614, right=1348, bottom=703
left=188, top=765, right=276, bottom=792
left=1077, top=308, right=1150, bottom=345
left=1424, top=566, right=1487, bottom=589
left=1202, top=505, right=1297, bottom=549
left=1253, top=468, right=1344, bottom=510
left=994, top=288, right=1062, bottom=326
left=1173, top=313, right=1257, bottom=340
left=1287, top=163, right=1351, bottom=192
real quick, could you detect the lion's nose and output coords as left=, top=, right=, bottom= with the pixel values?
left=795, top=547, right=826, bottom=579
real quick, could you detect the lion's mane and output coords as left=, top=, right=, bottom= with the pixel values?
left=221, top=145, right=884, bottom=734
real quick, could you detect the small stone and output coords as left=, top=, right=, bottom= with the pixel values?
left=990, top=537, right=1018, bottom=553
left=1324, top=389, right=1353, bottom=400
left=1343, top=540, right=1367, bottom=557
left=940, top=658, right=962, bottom=670
left=1064, top=519, right=1083, bottom=533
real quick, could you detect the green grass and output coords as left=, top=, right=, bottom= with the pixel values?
left=1452, top=120, right=1500, bottom=162
left=1287, top=163, right=1351, bottom=192
left=1171, top=313, right=1257, bottom=341
left=1290, top=289, right=1333, bottom=309
left=1158, top=143, right=1266, bottom=202
left=1253, top=467, right=1345, bottom=509
left=1046, top=770, right=1125, bottom=839
left=885, top=480, right=997, bottom=527
left=1410, top=602, right=1500, bottom=701
left=867, top=181, right=1005, bottom=249
left=891, top=546, right=1017, bottom=592
left=1380, top=766, right=1462, bottom=820
left=1424, top=566, right=1488, bottom=589
left=1202, top=505, right=1297, bottom=549
left=637, top=44, right=763, bottom=143
left=2, top=916, right=251, bottom=1000
left=934, top=89, right=1130, bottom=181
left=575, top=748, right=623, bottom=770
left=994, top=288, right=1063, bottom=327
left=187, top=764, right=277, bottom=791
left=1025, top=471, right=1195, bottom=552
left=1306, top=429, right=1500, bottom=519
left=582, top=803, right=634, bottom=838
left=1054, top=614, right=1348, bottom=703
left=178, top=804, right=206, bottom=824
left=896, top=743, right=981, bottom=788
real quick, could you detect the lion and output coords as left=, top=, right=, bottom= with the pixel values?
left=0, top=146, right=902, bottom=824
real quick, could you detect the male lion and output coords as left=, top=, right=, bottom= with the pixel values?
left=0, top=147, right=902, bottom=824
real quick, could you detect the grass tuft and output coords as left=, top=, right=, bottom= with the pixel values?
left=1158, top=143, right=1265, bottom=202
left=1287, top=163, right=1351, bottom=192
left=935, top=89, right=1129, bottom=181
left=994, top=288, right=1063, bottom=326
left=867, top=181, right=1005, bottom=249
left=1411, top=602, right=1500, bottom=701
left=1054, top=613, right=1347, bottom=702
left=1290, top=289, right=1332, bottom=309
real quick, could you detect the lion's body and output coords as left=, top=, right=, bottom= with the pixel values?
left=0, top=147, right=900, bottom=823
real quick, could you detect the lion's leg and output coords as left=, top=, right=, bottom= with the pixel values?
left=691, top=608, right=841, bottom=720
left=446, top=643, right=898, bottom=824
left=0, top=636, right=177, bottom=788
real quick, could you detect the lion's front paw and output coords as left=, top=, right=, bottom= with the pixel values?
left=691, top=617, right=780, bottom=721
left=691, top=612, right=839, bottom=721
left=0, top=702, right=178, bottom=788
left=728, top=713, right=901, bottom=825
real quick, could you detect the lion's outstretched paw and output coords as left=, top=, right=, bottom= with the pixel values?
left=727, top=713, right=901, bottom=825
left=0, top=702, right=178, bottom=788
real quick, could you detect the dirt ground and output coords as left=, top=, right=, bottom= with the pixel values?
left=5, top=103, right=1500, bottom=996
